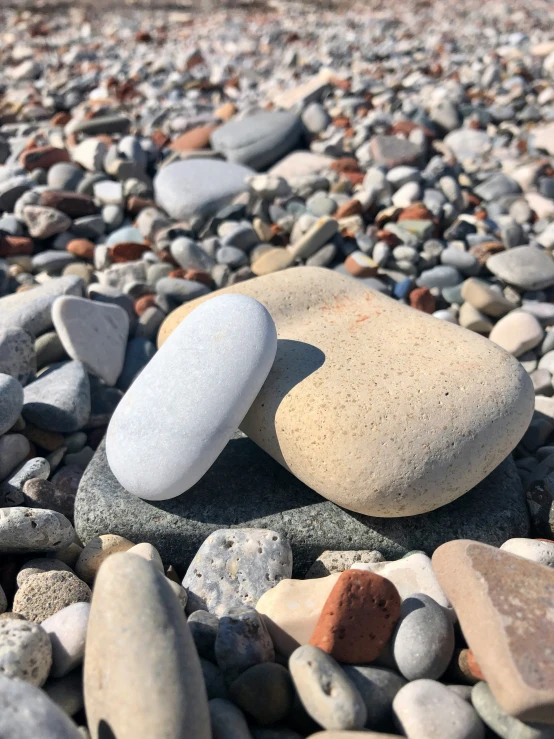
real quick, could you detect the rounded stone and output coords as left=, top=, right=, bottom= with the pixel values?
left=472, top=682, right=549, bottom=739
left=0, top=673, right=82, bottom=738
left=13, top=571, right=91, bottom=623
left=0, top=618, right=52, bottom=686
left=393, top=679, right=485, bottom=738
left=0, top=508, right=75, bottom=554
left=0, top=434, right=30, bottom=480
left=0, top=373, right=24, bottom=436
left=126, top=542, right=164, bottom=572
left=188, top=610, right=219, bottom=661
left=489, top=312, right=544, bottom=358
left=209, top=698, right=251, bottom=739
left=75, top=534, right=134, bottom=585
left=22, top=361, right=91, bottom=433
left=391, top=593, right=455, bottom=680
left=500, top=538, right=554, bottom=567
left=16, top=558, right=73, bottom=587
left=84, top=552, right=210, bottom=739
left=41, top=602, right=90, bottom=678
left=106, top=295, right=277, bottom=501
left=229, top=662, right=294, bottom=725
left=342, top=665, right=406, bottom=731
left=289, top=645, right=367, bottom=730
left=158, top=267, right=534, bottom=517
left=214, top=607, right=275, bottom=683
left=0, top=326, right=36, bottom=385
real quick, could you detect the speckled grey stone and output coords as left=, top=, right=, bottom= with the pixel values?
left=74, top=439, right=529, bottom=576
left=0, top=507, right=75, bottom=554
left=289, top=645, right=367, bottom=730
left=0, top=457, right=50, bottom=507
left=391, top=594, right=455, bottom=681
left=170, top=238, right=215, bottom=271
left=0, top=672, right=82, bottom=738
left=0, top=276, right=83, bottom=336
left=211, top=112, right=302, bottom=171
left=471, top=682, right=552, bottom=739
left=0, top=373, right=23, bottom=435
left=0, top=618, right=52, bottom=686
left=305, top=549, right=384, bottom=579
left=23, top=361, right=90, bottom=432
left=0, top=327, right=36, bottom=388
left=487, top=247, right=554, bottom=291
left=183, top=529, right=292, bottom=616
left=343, top=665, right=406, bottom=731
left=215, top=607, right=274, bottom=682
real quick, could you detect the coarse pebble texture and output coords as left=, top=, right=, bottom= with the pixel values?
left=0, top=619, right=52, bottom=686
left=12, top=571, right=91, bottom=623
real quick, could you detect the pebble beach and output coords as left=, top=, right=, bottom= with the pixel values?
left=1, top=0, right=554, bottom=736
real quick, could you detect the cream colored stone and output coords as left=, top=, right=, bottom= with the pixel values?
left=158, top=267, right=534, bottom=517
left=489, top=311, right=544, bottom=358
left=458, top=302, right=493, bottom=334
left=461, top=278, right=513, bottom=318
left=255, top=574, right=340, bottom=656
left=127, top=543, right=164, bottom=572
left=75, top=535, right=134, bottom=585
left=84, top=553, right=210, bottom=739
left=251, top=248, right=293, bottom=276
left=352, top=552, right=454, bottom=620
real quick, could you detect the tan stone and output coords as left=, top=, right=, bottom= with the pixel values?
left=432, top=540, right=554, bottom=723
left=251, top=248, right=293, bottom=276
left=127, top=543, right=164, bottom=572
left=256, top=574, right=341, bottom=656
left=489, top=311, right=544, bottom=358
left=84, top=553, right=210, bottom=739
left=461, top=278, right=514, bottom=317
left=75, top=535, right=134, bottom=585
left=458, top=302, right=493, bottom=334
left=158, top=267, right=533, bottom=517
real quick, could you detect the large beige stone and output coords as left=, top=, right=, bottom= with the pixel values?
left=256, top=574, right=341, bottom=656
left=84, top=553, right=210, bottom=739
left=158, top=267, right=533, bottom=517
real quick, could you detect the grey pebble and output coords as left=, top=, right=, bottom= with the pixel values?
left=156, top=276, right=211, bottom=305
left=229, top=662, right=293, bottom=726
left=471, top=682, right=553, bottom=739
left=289, top=645, right=367, bottom=730
left=0, top=327, right=36, bottom=386
left=0, top=373, right=24, bottom=435
left=0, top=434, right=30, bottom=481
left=188, top=610, right=220, bottom=662
left=43, top=669, right=84, bottom=717
left=201, top=658, right=229, bottom=700
left=35, top=331, right=68, bottom=370
left=23, top=361, right=90, bottom=433
left=215, top=607, right=275, bottom=683
left=0, top=507, right=75, bottom=554
left=1, top=457, right=50, bottom=506
left=171, top=237, right=215, bottom=271
left=209, top=698, right=253, bottom=739
left=184, top=528, right=293, bottom=616
left=0, top=618, right=52, bottom=686
left=416, top=265, right=463, bottom=289
left=343, top=664, right=406, bottom=731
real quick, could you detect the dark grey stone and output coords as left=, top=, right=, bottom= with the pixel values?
left=85, top=376, right=122, bottom=429
left=74, top=437, right=529, bottom=576
left=209, top=698, right=251, bottom=739
left=189, top=611, right=220, bottom=662
left=211, top=112, right=302, bottom=171
left=68, top=115, right=130, bottom=136
left=229, top=662, right=293, bottom=726
left=23, top=361, right=91, bottom=433
left=474, top=173, right=521, bottom=201
left=156, top=277, right=211, bottom=305
left=35, top=331, right=68, bottom=370
left=215, top=608, right=274, bottom=683
left=183, top=529, right=293, bottom=616
left=116, top=337, right=156, bottom=392
left=200, top=658, right=229, bottom=700
left=343, top=665, right=406, bottom=731
left=47, top=163, right=84, bottom=192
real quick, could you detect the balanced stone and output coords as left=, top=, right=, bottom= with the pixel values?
left=211, top=112, right=302, bottom=170
left=23, top=361, right=90, bottom=433
left=158, top=267, right=533, bottom=517
left=154, top=159, right=253, bottom=221
left=75, top=441, right=529, bottom=578
left=106, top=295, right=277, bottom=500
left=183, top=528, right=292, bottom=615
left=0, top=276, right=83, bottom=336
left=433, top=540, right=554, bottom=723
left=0, top=507, right=74, bottom=553
left=84, top=553, right=210, bottom=739
left=52, top=296, right=129, bottom=386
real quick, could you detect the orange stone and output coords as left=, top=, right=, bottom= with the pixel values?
left=184, top=269, right=214, bottom=288
left=50, top=112, right=71, bottom=126
left=169, top=123, right=218, bottom=152
left=134, top=294, right=157, bottom=317
left=309, top=569, right=400, bottom=664
left=335, top=199, right=363, bottom=219
left=398, top=203, right=434, bottom=222
left=0, top=235, right=33, bottom=257
left=214, top=102, right=237, bottom=122
left=341, top=171, right=365, bottom=186
left=110, top=242, right=150, bottom=263
left=40, top=191, right=98, bottom=218
left=20, top=146, right=70, bottom=172
left=66, top=239, right=95, bottom=260
left=344, top=253, right=378, bottom=278
left=409, top=287, right=435, bottom=314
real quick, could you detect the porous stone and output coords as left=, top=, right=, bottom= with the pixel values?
left=0, top=618, right=52, bottom=686
left=500, top=538, right=554, bottom=567
left=75, top=440, right=530, bottom=578
left=433, top=540, right=554, bottom=723
left=0, top=507, right=74, bottom=554
left=183, top=529, right=292, bottom=616
left=13, top=571, right=91, bottom=623
left=305, top=550, right=384, bottom=579
left=16, top=558, right=73, bottom=586
left=289, top=645, right=367, bottom=730
left=84, top=553, right=211, bottom=739
left=52, top=296, right=129, bottom=386
left=22, top=361, right=90, bottom=433
left=0, top=673, right=82, bottom=738
left=106, top=295, right=277, bottom=500
left=158, top=267, right=533, bottom=517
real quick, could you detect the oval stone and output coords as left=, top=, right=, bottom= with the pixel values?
left=158, top=267, right=533, bottom=517
left=84, top=552, right=210, bottom=739
left=106, top=294, right=277, bottom=500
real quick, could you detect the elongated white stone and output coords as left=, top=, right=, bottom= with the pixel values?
left=106, top=294, right=277, bottom=500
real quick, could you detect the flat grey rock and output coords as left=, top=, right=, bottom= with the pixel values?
left=74, top=437, right=528, bottom=576
left=0, top=673, right=81, bottom=739
left=211, top=112, right=302, bottom=170
left=154, top=159, right=254, bottom=221
left=23, top=361, right=91, bottom=433
left=183, top=528, right=293, bottom=616
left=0, top=327, right=36, bottom=385
left=487, top=247, right=554, bottom=290
left=0, top=276, right=83, bottom=336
